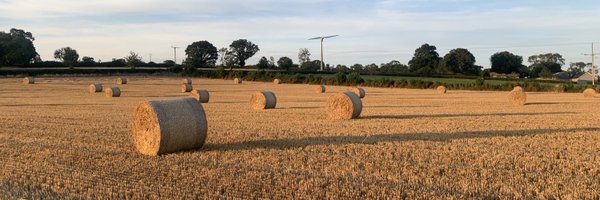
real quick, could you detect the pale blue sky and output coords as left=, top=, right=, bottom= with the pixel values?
left=1, top=0, right=599, bottom=69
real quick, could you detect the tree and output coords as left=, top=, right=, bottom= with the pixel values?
left=408, top=43, right=441, bottom=74
left=567, top=62, right=590, bottom=77
left=80, top=56, right=95, bottom=67
left=269, top=56, right=276, bottom=68
left=350, top=64, right=364, bottom=72
left=185, top=41, right=218, bottom=68
left=277, top=57, right=293, bottom=71
left=163, top=60, right=176, bottom=66
left=527, top=53, right=564, bottom=77
left=54, top=47, right=79, bottom=68
left=256, top=56, right=269, bottom=70
left=490, top=51, right=525, bottom=75
left=0, top=28, right=38, bottom=66
left=124, top=51, right=143, bottom=69
left=228, top=39, right=259, bottom=68
left=300, top=60, right=321, bottom=71
left=440, top=48, right=481, bottom=75
left=380, top=60, right=408, bottom=73
left=298, top=48, right=311, bottom=64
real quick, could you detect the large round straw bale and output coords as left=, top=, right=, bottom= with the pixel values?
left=352, top=87, right=366, bottom=98
left=583, top=88, right=596, bottom=98
left=234, top=78, right=242, bottom=84
left=250, top=91, right=277, bottom=109
left=315, top=85, right=326, bottom=93
left=181, top=84, right=193, bottom=93
left=182, top=78, right=193, bottom=85
left=132, top=98, right=208, bottom=156
left=437, top=85, right=447, bottom=94
left=513, top=86, right=523, bottom=92
left=507, top=89, right=526, bottom=106
left=274, top=79, right=281, bottom=84
left=105, top=87, right=121, bottom=97
left=89, top=84, right=103, bottom=93
left=190, top=89, right=210, bottom=103
left=23, top=77, right=35, bottom=85
left=326, top=92, right=363, bottom=120
left=116, top=77, right=128, bottom=84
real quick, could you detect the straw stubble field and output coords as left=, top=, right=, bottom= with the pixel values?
left=1, top=76, right=599, bottom=199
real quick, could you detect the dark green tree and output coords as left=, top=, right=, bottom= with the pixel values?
left=256, top=56, right=269, bottom=70
left=124, top=51, right=143, bottom=69
left=440, top=48, right=480, bottom=75
left=380, top=60, right=408, bottom=73
left=408, top=43, right=441, bottom=74
left=527, top=53, right=564, bottom=77
left=0, top=28, right=38, bottom=66
left=277, top=56, right=293, bottom=71
left=229, top=39, right=259, bottom=68
left=298, top=48, right=311, bottom=64
left=567, top=62, right=589, bottom=77
left=185, top=41, right=218, bottom=68
left=54, top=47, right=79, bottom=68
left=490, top=51, right=525, bottom=75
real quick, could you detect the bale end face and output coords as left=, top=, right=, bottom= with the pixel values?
left=315, top=85, right=326, bottom=93
left=352, top=87, right=366, bottom=98
left=326, top=92, right=362, bottom=120
left=508, top=90, right=527, bottom=106
left=23, top=77, right=35, bottom=85
left=583, top=88, right=596, bottom=98
left=513, top=86, right=524, bottom=92
left=182, top=84, right=193, bottom=93
left=89, top=84, right=103, bottom=93
left=182, top=78, right=193, bottom=85
left=190, top=90, right=210, bottom=103
left=105, top=87, right=121, bottom=97
left=274, top=79, right=281, bottom=84
left=250, top=91, right=277, bottom=109
left=437, top=86, right=447, bottom=94
left=234, top=78, right=242, bottom=84
left=117, top=77, right=128, bottom=84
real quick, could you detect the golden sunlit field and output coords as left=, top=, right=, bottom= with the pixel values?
left=1, top=76, right=599, bottom=199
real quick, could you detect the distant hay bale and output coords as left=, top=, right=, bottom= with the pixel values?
left=182, top=78, right=192, bottom=85
left=105, top=87, right=121, bottom=98
left=234, top=78, right=242, bottom=84
left=507, top=89, right=526, bottom=106
left=181, top=84, right=193, bottom=93
left=583, top=88, right=596, bottom=98
left=132, top=97, right=208, bottom=156
left=23, top=77, right=35, bottom=85
left=513, top=86, right=523, bottom=92
left=326, top=92, right=363, bottom=120
left=116, top=77, right=128, bottom=84
left=250, top=91, right=277, bottom=109
left=89, top=84, right=103, bottom=93
left=274, top=79, right=281, bottom=84
left=190, top=89, right=210, bottom=103
left=352, top=87, right=366, bottom=98
left=315, top=85, right=326, bottom=93
left=437, top=85, right=447, bottom=94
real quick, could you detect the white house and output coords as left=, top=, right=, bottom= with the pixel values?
left=572, top=72, right=598, bottom=85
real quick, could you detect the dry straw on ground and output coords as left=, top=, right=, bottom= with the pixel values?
left=250, top=91, right=277, bottom=109
left=326, top=92, right=363, bottom=120
left=132, top=97, right=208, bottom=156
left=89, top=84, right=103, bottom=93
left=105, top=87, right=121, bottom=97
left=352, top=87, right=366, bottom=98
left=22, top=77, right=34, bottom=85
left=190, top=89, right=210, bottom=103
left=274, top=79, right=281, bottom=84
left=508, top=87, right=526, bottom=105
left=315, top=85, right=326, bottom=93
left=116, top=77, right=128, bottom=85
left=583, top=88, right=596, bottom=98
left=182, top=84, right=193, bottom=93
left=182, top=78, right=193, bottom=85
left=437, top=85, right=447, bottom=94
left=234, top=78, right=242, bottom=84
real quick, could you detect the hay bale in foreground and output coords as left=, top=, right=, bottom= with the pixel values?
left=132, top=98, right=208, bottom=156
left=315, top=85, right=326, bottom=93
left=326, top=92, right=362, bottom=120
left=583, top=88, right=596, bottom=98
left=274, top=79, right=281, bottom=84
left=89, top=84, right=103, bottom=93
left=190, top=89, right=210, bottom=103
left=352, top=87, right=366, bottom=98
left=437, top=85, right=447, bottom=94
left=513, top=86, right=523, bottom=92
left=250, top=91, right=277, bottom=109
left=234, top=78, right=242, bottom=84
left=181, top=84, right=193, bottom=93
left=182, top=78, right=192, bottom=85
left=508, top=89, right=526, bottom=106
left=116, top=77, right=128, bottom=85
left=105, top=87, right=121, bottom=97
left=23, top=77, right=35, bottom=85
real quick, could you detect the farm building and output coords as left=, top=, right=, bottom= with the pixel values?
left=571, top=72, right=598, bottom=85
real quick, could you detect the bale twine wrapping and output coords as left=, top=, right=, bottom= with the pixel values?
left=182, top=78, right=193, bottom=85
left=250, top=91, right=277, bottom=109
left=132, top=98, right=208, bottom=156
left=315, top=85, right=326, bottom=93
left=507, top=89, right=527, bottom=106
left=437, top=86, right=447, bottom=94
left=23, top=77, right=35, bottom=85
left=352, top=87, right=366, bottom=98
left=326, top=92, right=363, bottom=120
left=234, top=78, right=242, bottom=84
left=182, top=84, right=193, bottom=93
left=89, top=84, right=103, bottom=93
left=583, top=88, right=596, bottom=98
left=190, top=89, right=210, bottom=103
left=105, top=87, right=121, bottom=97
left=274, top=79, right=281, bottom=84
left=116, top=77, right=128, bottom=84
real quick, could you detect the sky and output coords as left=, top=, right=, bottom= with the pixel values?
left=1, top=0, right=599, bottom=69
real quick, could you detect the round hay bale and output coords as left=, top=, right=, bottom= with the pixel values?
left=190, top=89, right=210, bottom=103
left=105, top=87, right=121, bottom=97
left=583, top=88, right=596, bottom=98
left=326, top=92, right=363, bottom=120
left=181, top=84, right=193, bottom=93
left=315, top=85, right=326, bottom=93
left=250, top=91, right=277, bottom=109
left=352, top=87, right=366, bottom=98
left=437, top=85, right=447, bottom=94
left=273, top=79, right=281, bottom=84
left=132, top=97, right=208, bottom=156
left=116, top=77, right=128, bottom=84
left=513, top=86, right=523, bottom=92
left=89, top=84, right=103, bottom=93
left=507, top=89, right=527, bottom=106
left=182, top=78, right=193, bottom=85
left=234, top=78, right=242, bottom=84
left=23, top=77, right=35, bottom=85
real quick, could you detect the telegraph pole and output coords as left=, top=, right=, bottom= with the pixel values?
left=171, top=46, right=180, bottom=65
left=584, top=42, right=597, bottom=85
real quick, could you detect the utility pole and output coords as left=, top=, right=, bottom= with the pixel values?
left=309, top=35, right=339, bottom=71
left=584, top=42, right=597, bottom=85
left=171, top=46, right=180, bottom=65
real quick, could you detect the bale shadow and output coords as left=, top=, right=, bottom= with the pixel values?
left=525, top=102, right=562, bottom=105
left=286, top=106, right=321, bottom=110
left=0, top=103, right=113, bottom=107
left=363, top=112, right=576, bottom=120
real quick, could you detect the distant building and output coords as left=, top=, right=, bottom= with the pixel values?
left=571, top=72, right=597, bottom=85
left=553, top=72, right=571, bottom=81
left=490, top=72, right=519, bottom=79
